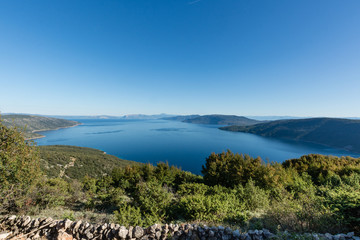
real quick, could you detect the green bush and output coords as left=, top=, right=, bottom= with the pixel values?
left=178, top=185, right=247, bottom=224
left=318, top=184, right=360, bottom=233
left=114, top=204, right=144, bottom=227
left=33, top=178, right=71, bottom=208
left=132, top=180, right=174, bottom=222
left=234, top=179, right=270, bottom=211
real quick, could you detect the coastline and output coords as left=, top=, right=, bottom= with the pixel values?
left=25, top=123, right=82, bottom=140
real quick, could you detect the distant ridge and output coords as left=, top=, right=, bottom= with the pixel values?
left=183, top=114, right=261, bottom=126
left=220, top=117, right=360, bottom=153
left=122, top=114, right=175, bottom=119
left=162, top=115, right=201, bottom=121
left=1, top=114, right=80, bottom=139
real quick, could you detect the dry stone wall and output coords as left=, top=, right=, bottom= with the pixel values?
left=1, top=215, right=359, bottom=240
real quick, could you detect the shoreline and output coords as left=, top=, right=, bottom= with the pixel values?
left=25, top=123, right=82, bottom=140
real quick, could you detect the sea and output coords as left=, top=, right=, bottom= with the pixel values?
left=35, top=119, right=360, bottom=174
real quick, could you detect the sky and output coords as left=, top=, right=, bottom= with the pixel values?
left=1, top=0, right=360, bottom=117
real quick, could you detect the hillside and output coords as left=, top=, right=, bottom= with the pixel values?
left=162, top=115, right=200, bottom=121
left=1, top=114, right=80, bottom=139
left=183, top=114, right=261, bottom=125
left=220, top=117, right=360, bottom=152
left=39, top=145, right=140, bottom=180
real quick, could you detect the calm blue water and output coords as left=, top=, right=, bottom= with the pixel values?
left=35, top=119, right=360, bottom=174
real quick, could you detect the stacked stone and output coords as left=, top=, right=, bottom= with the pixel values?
left=0, top=215, right=58, bottom=239
left=1, top=215, right=360, bottom=240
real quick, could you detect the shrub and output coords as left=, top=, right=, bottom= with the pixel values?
left=132, top=180, right=174, bottom=222
left=234, top=179, right=270, bottom=211
left=33, top=177, right=71, bottom=208
left=178, top=186, right=247, bottom=224
left=263, top=191, right=338, bottom=233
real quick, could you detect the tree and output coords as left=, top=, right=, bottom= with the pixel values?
left=201, top=150, right=264, bottom=188
left=0, top=118, right=41, bottom=213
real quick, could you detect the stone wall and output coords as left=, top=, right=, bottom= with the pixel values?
left=0, top=215, right=359, bottom=240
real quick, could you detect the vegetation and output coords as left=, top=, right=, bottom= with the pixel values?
left=1, top=118, right=360, bottom=234
left=2, top=114, right=79, bottom=139
left=0, top=120, right=41, bottom=213
left=220, top=117, right=360, bottom=153
left=39, top=145, right=140, bottom=180
left=182, top=114, right=261, bottom=125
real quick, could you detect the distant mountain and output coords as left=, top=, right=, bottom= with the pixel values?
left=39, top=145, right=139, bottom=180
left=220, top=118, right=360, bottom=152
left=122, top=114, right=175, bottom=119
left=183, top=114, right=261, bottom=126
left=49, top=115, right=123, bottom=120
left=1, top=114, right=80, bottom=139
left=162, top=115, right=201, bottom=121
left=245, top=116, right=305, bottom=121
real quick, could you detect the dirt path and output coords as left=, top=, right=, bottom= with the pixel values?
left=59, top=157, right=76, bottom=178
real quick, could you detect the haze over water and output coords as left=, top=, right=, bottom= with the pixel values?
left=34, top=119, right=360, bottom=174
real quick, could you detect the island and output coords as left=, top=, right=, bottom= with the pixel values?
left=165, top=114, right=261, bottom=126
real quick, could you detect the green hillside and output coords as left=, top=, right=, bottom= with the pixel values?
left=1, top=114, right=80, bottom=139
left=39, top=145, right=140, bottom=180
left=220, top=117, right=360, bottom=152
left=183, top=114, right=261, bottom=125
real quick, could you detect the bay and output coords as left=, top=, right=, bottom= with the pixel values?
left=35, top=119, right=360, bottom=174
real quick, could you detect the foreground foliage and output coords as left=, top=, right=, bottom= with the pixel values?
left=1, top=119, right=359, bottom=234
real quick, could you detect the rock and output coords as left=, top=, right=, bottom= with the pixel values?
left=140, top=236, right=149, bottom=240
left=21, top=216, right=32, bottom=227
left=225, top=227, right=232, bottom=235
left=64, top=219, right=72, bottom=231
left=43, top=217, right=53, bottom=224
left=222, top=234, right=232, bottom=240
left=133, top=226, right=144, bottom=238
left=128, top=226, right=134, bottom=238
left=0, top=231, right=12, bottom=240
left=147, top=225, right=156, bottom=234
left=325, top=233, right=333, bottom=240
left=352, top=237, right=360, bottom=240
left=173, top=225, right=180, bottom=233
left=191, top=234, right=200, bottom=240
left=56, top=231, right=74, bottom=240
left=72, top=220, right=82, bottom=235
left=155, top=230, right=162, bottom=240
left=209, top=230, right=215, bottom=237
left=233, top=230, right=241, bottom=238
left=312, top=233, right=320, bottom=240
left=347, top=233, right=355, bottom=238
left=32, top=218, right=40, bottom=228
left=85, top=231, right=93, bottom=239
left=253, top=233, right=263, bottom=240
left=118, top=226, right=128, bottom=239
left=49, top=221, right=58, bottom=228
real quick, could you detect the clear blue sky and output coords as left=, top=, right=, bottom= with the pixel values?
left=1, top=0, right=359, bottom=117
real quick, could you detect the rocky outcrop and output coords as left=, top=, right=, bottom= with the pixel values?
left=1, top=215, right=359, bottom=240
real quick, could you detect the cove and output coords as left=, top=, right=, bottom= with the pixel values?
left=35, top=119, right=360, bottom=174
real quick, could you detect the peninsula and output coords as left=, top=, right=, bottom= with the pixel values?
left=1, top=114, right=80, bottom=139
left=220, top=117, right=360, bottom=153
